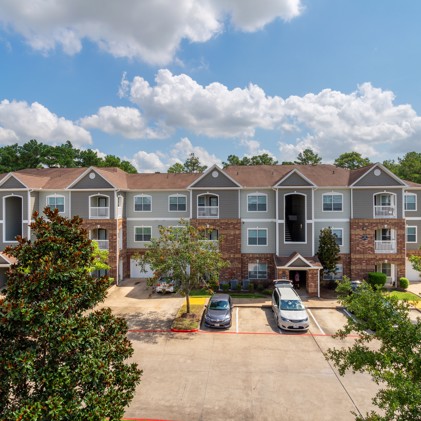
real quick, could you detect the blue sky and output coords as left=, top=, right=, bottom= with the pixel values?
left=1, top=0, right=421, bottom=172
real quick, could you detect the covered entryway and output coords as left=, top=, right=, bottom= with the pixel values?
left=274, top=252, right=323, bottom=297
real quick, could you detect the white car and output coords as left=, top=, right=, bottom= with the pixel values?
left=272, top=286, right=309, bottom=331
left=155, top=277, right=177, bottom=293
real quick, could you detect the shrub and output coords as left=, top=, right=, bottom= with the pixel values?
left=367, top=272, right=387, bottom=289
left=248, top=282, right=255, bottom=292
left=262, top=289, right=272, bottom=296
left=221, top=283, right=229, bottom=292
left=399, top=277, right=409, bottom=290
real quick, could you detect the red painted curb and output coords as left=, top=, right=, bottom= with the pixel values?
left=170, top=328, right=198, bottom=333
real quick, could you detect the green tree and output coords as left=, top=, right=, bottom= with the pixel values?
left=384, top=151, right=421, bottom=183
left=295, top=148, right=322, bottom=165
left=222, top=153, right=278, bottom=168
left=137, top=220, right=228, bottom=313
left=43, top=141, right=78, bottom=168
left=334, top=152, right=371, bottom=170
left=168, top=153, right=207, bottom=173
left=77, top=149, right=103, bottom=167
left=18, top=139, right=47, bottom=169
left=326, top=280, right=421, bottom=421
left=317, top=227, right=340, bottom=276
left=0, top=208, right=141, bottom=420
left=0, top=144, right=20, bottom=172
left=99, top=155, right=137, bottom=173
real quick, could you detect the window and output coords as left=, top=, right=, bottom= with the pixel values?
left=331, top=228, right=343, bottom=246
left=47, top=195, right=64, bottom=213
left=407, top=226, right=417, bottom=243
left=248, top=229, right=267, bottom=246
left=248, top=262, right=268, bottom=279
left=247, top=194, right=267, bottom=212
left=405, top=194, right=417, bottom=211
left=135, top=227, right=152, bottom=242
left=169, top=195, right=187, bottom=212
left=323, top=194, right=342, bottom=211
left=134, top=195, right=151, bottom=212
left=323, top=264, right=343, bottom=281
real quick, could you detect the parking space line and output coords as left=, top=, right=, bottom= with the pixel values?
left=307, top=309, right=325, bottom=335
left=236, top=307, right=239, bottom=333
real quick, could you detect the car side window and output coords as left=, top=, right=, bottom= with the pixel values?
left=274, top=291, right=279, bottom=307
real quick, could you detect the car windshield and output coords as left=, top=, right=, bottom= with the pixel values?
left=280, top=300, right=305, bottom=311
left=209, top=300, right=230, bottom=310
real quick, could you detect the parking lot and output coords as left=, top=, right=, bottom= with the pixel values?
left=96, top=280, right=421, bottom=420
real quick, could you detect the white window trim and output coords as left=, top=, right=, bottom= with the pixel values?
left=406, top=226, right=417, bottom=243
left=247, top=228, right=268, bottom=246
left=322, top=192, right=343, bottom=212
left=168, top=194, right=187, bottom=212
left=134, top=226, right=152, bottom=242
left=3, top=194, right=23, bottom=243
left=134, top=194, right=152, bottom=212
left=46, top=194, right=65, bottom=214
left=404, top=193, right=417, bottom=211
left=331, top=227, right=343, bottom=247
left=247, top=192, right=268, bottom=213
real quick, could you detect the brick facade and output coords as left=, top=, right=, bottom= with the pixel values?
left=241, top=253, right=275, bottom=286
left=350, top=218, right=406, bottom=281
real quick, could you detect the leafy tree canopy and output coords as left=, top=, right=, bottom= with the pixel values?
left=222, top=153, right=278, bottom=168
left=383, top=151, right=421, bottom=184
left=0, top=208, right=141, bottom=420
left=334, top=152, right=371, bottom=170
left=136, top=220, right=228, bottom=313
left=0, top=140, right=137, bottom=173
left=317, top=227, right=340, bottom=275
left=294, top=148, right=323, bottom=165
left=326, top=280, right=421, bottom=421
left=168, top=153, right=207, bottom=173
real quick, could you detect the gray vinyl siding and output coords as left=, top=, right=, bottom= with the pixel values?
left=313, top=189, right=351, bottom=219
left=71, top=172, right=114, bottom=189
left=406, top=220, right=421, bottom=250
left=126, top=220, right=179, bottom=248
left=191, top=169, right=239, bottom=188
left=0, top=176, right=26, bottom=189
left=241, top=221, right=276, bottom=253
left=278, top=222, right=313, bottom=256
left=277, top=189, right=313, bottom=220
left=70, top=191, right=115, bottom=219
left=277, top=172, right=313, bottom=187
left=314, top=221, right=350, bottom=254
left=353, top=168, right=404, bottom=187
left=192, top=190, right=239, bottom=219
left=38, top=191, right=71, bottom=217
left=126, top=191, right=190, bottom=219
left=352, top=188, right=403, bottom=219
left=240, top=189, right=276, bottom=219
left=404, top=190, right=421, bottom=218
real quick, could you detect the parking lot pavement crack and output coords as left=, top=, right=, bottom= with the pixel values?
left=309, top=332, right=363, bottom=419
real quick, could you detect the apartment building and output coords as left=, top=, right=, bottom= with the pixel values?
left=0, top=163, right=420, bottom=296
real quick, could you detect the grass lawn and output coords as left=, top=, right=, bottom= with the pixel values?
left=171, top=297, right=207, bottom=331
left=388, top=290, right=421, bottom=309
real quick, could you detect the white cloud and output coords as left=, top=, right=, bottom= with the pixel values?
left=79, top=106, right=168, bottom=139
left=131, top=150, right=167, bottom=173
left=0, top=0, right=303, bottom=64
left=0, top=99, right=92, bottom=146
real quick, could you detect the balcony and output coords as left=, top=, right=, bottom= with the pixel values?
left=93, top=239, right=109, bottom=250
left=89, top=206, right=110, bottom=219
left=197, top=205, right=219, bottom=218
left=375, top=240, right=396, bottom=253
left=374, top=205, right=396, bottom=218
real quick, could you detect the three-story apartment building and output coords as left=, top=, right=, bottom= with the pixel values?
left=0, top=163, right=420, bottom=296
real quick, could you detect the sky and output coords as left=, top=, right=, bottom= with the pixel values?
left=1, top=0, right=421, bottom=172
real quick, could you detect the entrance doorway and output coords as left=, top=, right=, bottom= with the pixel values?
left=291, top=270, right=306, bottom=290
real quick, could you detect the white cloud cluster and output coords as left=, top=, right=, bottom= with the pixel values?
left=0, top=99, right=92, bottom=146
left=0, top=0, right=302, bottom=64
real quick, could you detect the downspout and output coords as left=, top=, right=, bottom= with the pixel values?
left=115, top=189, right=120, bottom=286
left=27, top=189, right=33, bottom=239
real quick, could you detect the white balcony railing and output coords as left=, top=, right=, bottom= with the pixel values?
left=374, top=206, right=396, bottom=218
left=90, top=207, right=110, bottom=219
left=93, top=239, right=109, bottom=250
left=197, top=206, right=219, bottom=218
left=375, top=240, right=396, bottom=253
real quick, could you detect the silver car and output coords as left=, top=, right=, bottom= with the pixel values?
left=204, top=294, right=233, bottom=329
left=272, top=287, right=309, bottom=331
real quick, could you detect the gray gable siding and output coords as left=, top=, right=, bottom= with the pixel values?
left=277, top=172, right=312, bottom=187
left=71, top=172, right=114, bottom=189
left=352, top=188, right=403, bottom=219
left=192, top=190, right=238, bottom=219
left=191, top=170, right=239, bottom=188
left=0, top=177, right=26, bottom=189
left=70, top=191, right=115, bottom=219
left=353, top=168, right=404, bottom=187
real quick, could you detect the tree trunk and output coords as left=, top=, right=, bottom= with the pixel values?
left=185, top=292, right=191, bottom=314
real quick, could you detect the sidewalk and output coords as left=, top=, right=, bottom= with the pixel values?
left=408, top=280, right=421, bottom=297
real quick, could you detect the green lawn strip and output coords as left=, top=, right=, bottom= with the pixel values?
left=171, top=303, right=205, bottom=331
left=388, top=290, right=421, bottom=309
left=230, top=293, right=267, bottom=299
